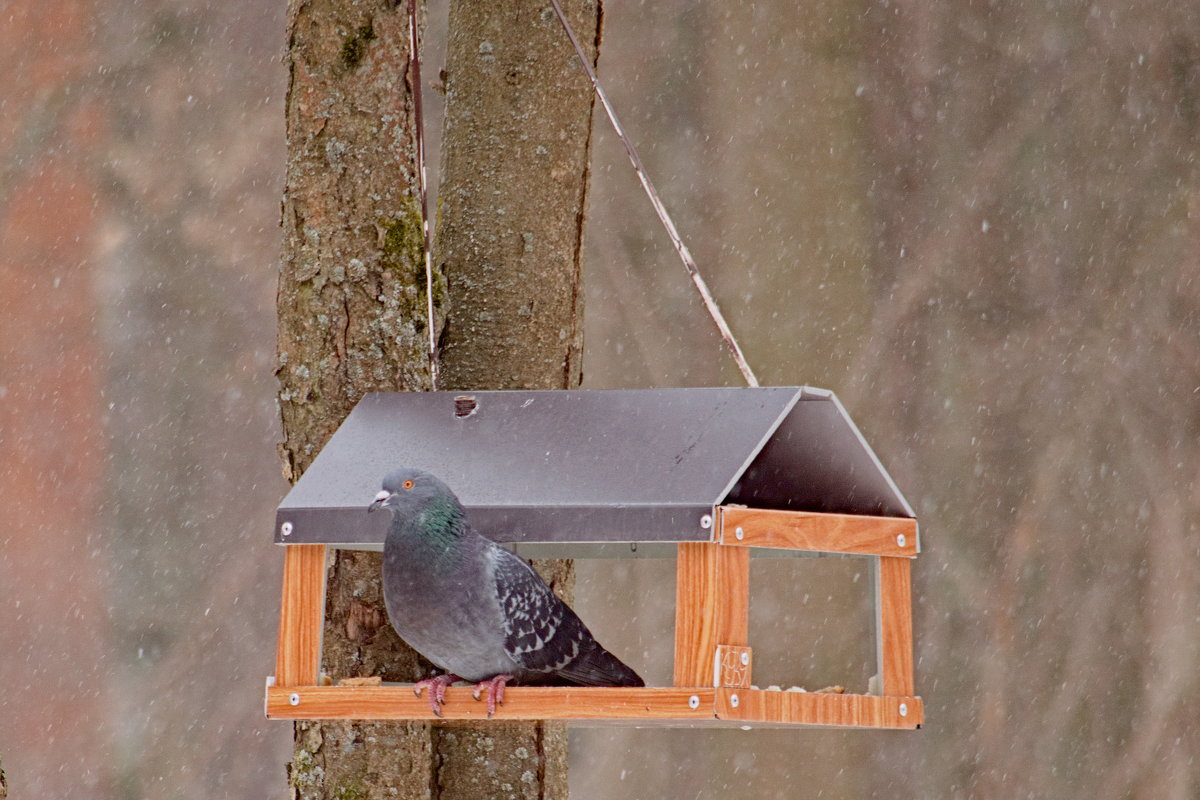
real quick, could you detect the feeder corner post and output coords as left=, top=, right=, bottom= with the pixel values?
left=875, top=554, right=916, bottom=697
left=274, top=544, right=327, bottom=688
left=673, top=533, right=751, bottom=689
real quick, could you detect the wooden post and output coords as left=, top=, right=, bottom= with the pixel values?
left=875, top=555, right=915, bottom=696
left=275, top=544, right=326, bottom=687
left=673, top=542, right=750, bottom=687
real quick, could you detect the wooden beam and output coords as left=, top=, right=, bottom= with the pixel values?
left=267, top=685, right=716, bottom=721
left=876, top=556, right=916, bottom=696
left=264, top=685, right=923, bottom=729
left=275, top=544, right=327, bottom=687
left=673, top=542, right=749, bottom=687
left=720, top=507, right=918, bottom=557
left=714, top=688, right=922, bottom=729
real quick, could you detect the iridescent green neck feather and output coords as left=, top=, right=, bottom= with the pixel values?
left=420, top=495, right=465, bottom=544
left=388, top=494, right=466, bottom=575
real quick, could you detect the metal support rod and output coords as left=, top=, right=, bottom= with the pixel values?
left=547, top=0, right=760, bottom=387
left=408, top=0, right=440, bottom=390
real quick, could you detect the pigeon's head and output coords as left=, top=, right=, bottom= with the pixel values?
left=368, top=467, right=459, bottom=517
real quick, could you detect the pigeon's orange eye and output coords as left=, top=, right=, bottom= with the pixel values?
left=402, top=479, right=414, bottom=490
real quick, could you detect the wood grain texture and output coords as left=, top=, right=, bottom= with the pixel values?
left=275, top=544, right=326, bottom=687
left=714, top=689, right=922, bottom=729
left=720, top=506, right=918, bottom=556
left=674, top=542, right=750, bottom=687
left=267, top=686, right=716, bottom=721
left=877, top=555, right=916, bottom=696
left=265, top=685, right=923, bottom=728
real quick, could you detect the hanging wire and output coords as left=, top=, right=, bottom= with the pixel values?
left=547, top=0, right=760, bottom=387
left=409, top=0, right=440, bottom=390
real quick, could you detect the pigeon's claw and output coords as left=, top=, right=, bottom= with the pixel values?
left=470, top=674, right=512, bottom=718
left=413, top=674, right=461, bottom=717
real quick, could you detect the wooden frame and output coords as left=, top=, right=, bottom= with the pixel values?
left=274, top=543, right=326, bottom=687
left=267, top=507, right=923, bottom=728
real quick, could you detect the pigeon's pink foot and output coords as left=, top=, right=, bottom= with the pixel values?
left=414, top=673, right=462, bottom=717
left=471, top=674, right=512, bottom=718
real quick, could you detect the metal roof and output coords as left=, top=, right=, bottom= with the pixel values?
left=274, top=387, right=914, bottom=554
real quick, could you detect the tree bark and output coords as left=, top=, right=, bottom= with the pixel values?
left=430, top=2, right=599, bottom=796
left=279, top=1, right=436, bottom=797
left=277, top=0, right=436, bottom=481
left=278, top=0, right=600, bottom=797
left=436, top=0, right=597, bottom=390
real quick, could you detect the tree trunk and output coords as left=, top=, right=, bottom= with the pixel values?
left=436, top=0, right=597, bottom=390
left=279, top=1, right=436, bottom=797
left=277, top=0, right=600, bottom=797
left=431, top=2, right=600, bottom=794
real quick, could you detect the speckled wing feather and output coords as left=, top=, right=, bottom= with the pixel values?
left=490, top=544, right=643, bottom=687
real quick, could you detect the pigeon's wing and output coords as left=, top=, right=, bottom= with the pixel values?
left=491, top=547, right=581, bottom=672
left=491, top=545, right=640, bottom=686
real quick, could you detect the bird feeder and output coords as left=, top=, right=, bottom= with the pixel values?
left=266, top=387, right=923, bottom=728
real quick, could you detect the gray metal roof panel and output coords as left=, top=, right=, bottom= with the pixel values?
left=273, top=387, right=914, bottom=548
left=724, top=391, right=916, bottom=519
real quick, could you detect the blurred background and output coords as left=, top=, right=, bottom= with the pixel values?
left=2, top=0, right=1198, bottom=797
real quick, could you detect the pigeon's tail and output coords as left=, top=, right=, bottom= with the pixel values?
left=560, top=642, right=645, bottom=688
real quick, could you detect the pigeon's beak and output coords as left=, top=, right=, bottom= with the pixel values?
left=368, top=490, right=392, bottom=514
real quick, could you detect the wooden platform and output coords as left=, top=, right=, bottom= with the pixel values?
left=266, top=684, right=923, bottom=729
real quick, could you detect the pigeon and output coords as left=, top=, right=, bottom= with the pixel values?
left=368, top=467, right=644, bottom=716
